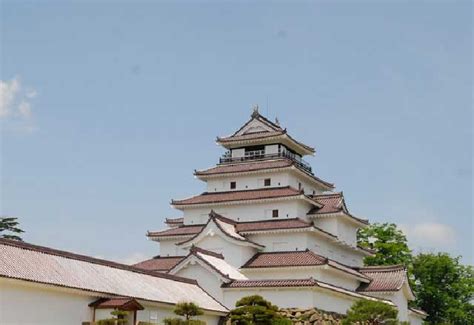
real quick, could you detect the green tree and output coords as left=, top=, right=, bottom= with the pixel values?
left=174, top=302, right=204, bottom=321
left=358, top=223, right=412, bottom=267
left=412, top=252, right=474, bottom=325
left=0, top=217, right=24, bottom=241
left=342, top=299, right=398, bottom=325
left=229, top=295, right=291, bottom=325
left=96, top=310, right=128, bottom=324
left=164, top=302, right=206, bottom=325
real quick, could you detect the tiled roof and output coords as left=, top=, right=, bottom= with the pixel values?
left=133, top=256, right=185, bottom=272
left=165, top=217, right=184, bottom=225
left=222, top=277, right=393, bottom=304
left=241, top=250, right=370, bottom=281
left=171, top=246, right=247, bottom=281
left=177, top=211, right=264, bottom=248
left=409, top=307, right=428, bottom=317
left=194, top=159, right=334, bottom=189
left=89, top=297, right=144, bottom=310
left=309, top=193, right=369, bottom=225
left=147, top=225, right=205, bottom=238
left=172, top=186, right=305, bottom=206
left=242, top=250, right=326, bottom=268
left=356, top=265, right=409, bottom=292
left=0, top=239, right=227, bottom=313
left=235, top=218, right=313, bottom=233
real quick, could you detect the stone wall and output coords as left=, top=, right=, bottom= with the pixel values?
left=278, top=307, right=344, bottom=324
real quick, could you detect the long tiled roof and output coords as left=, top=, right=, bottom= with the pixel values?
left=172, top=186, right=307, bottom=207
left=194, top=159, right=334, bottom=189
left=222, top=278, right=393, bottom=304
left=133, top=256, right=185, bottom=272
left=89, top=297, right=144, bottom=310
left=309, top=193, right=369, bottom=225
left=356, top=265, right=409, bottom=292
left=0, top=239, right=227, bottom=313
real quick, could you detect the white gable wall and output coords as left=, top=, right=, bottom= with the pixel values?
left=173, top=262, right=226, bottom=303
left=158, top=240, right=189, bottom=256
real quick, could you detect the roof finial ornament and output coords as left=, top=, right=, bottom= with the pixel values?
left=275, top=116, right=280, bottom=126
left=251, top=104, right=259, bottom=118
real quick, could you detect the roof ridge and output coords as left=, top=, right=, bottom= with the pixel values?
left=0, top=238, right=197, bottom=285
left=202, top=185, right=294, bottom=195
left=356, top=264, right=406, bottom=272
left=190, top=245, right=225, bottom=259
left=235, top=217, right=307, bottom=225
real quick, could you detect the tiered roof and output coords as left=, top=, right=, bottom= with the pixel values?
left=171, top=186, right=318, bottom=208
left=222, top=278, right=393, bottom=305
left=241, top=250, right=370, bottom=281
left=356, top=265, right=414, bottom=298
left=194, top=159, right=334, bottom=190
left=216, top=110, right=315, bottom=156
left=309, top=192, right=368, bottom=226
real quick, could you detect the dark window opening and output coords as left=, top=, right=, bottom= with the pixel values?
left=272, top=209, right=279, bottom=218
left=230, top=181, right=236, bottom=189
left=264, top=178, right=271, bottom=186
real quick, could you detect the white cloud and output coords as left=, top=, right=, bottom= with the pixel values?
left=0, top=77, right=37, bottom=132
left=400, top=221, right=456, bottom=250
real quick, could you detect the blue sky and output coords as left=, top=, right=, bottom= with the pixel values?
left=1, top=1, right=472, bottom=264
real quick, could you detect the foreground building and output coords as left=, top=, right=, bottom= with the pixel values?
left=136, top=109, right=426, bottom=324
left=0, top=238, right=227, bottom=325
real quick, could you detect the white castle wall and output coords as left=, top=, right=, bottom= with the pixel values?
left=205, top=170, right=325, bottom=195
left=182, top=200, right=314, bottom=225
left=241, top=267, right=360, bottom=291
left=174, top=263, right=225, bottom=303
left=222, top=287, right=357, bottom=314
left=312, top=217, right=359, bottom=247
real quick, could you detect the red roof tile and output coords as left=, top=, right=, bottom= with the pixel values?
left=172, top=186, right=304, bottom=206
left=147, top=225, right=204, bottom=238
left=356, top=265, right=409, bottom=292
left=89, top=297, right=144, bottom=310
left=309, top=193, right=368, bottom=225
left=133, top=256, right=185, bottom=272
left=242, top=250, right=326, bottom=268
left=224, top=278, right=318, bottom=288
left=195, top=159, right=334, bottom=189
left=165, top=217, right=184, bottom=224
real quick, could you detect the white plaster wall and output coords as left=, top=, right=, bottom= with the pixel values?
left=205, top=170, right=323, bottom=195
left=174, top=263, right=225, bottom=303
left=223, top=287, right=356, bottom=314
left=182, top=200, right=313, bottom=224
left=196, top=234, right=257, bottom=268
left=246, top=232, right=310, bottom=252
left=137, top=303, right=221, bottom=325
left=313, top=218, right=359, bottom=248
left=159, top=240, right=188, bottom=256
left=241, top=267, right=360, bottom=291
left=366, top=290, right=409, bottom=322
left=0, top=278, right=95, bottom=325
left=206, top=172, right=288, bottom=192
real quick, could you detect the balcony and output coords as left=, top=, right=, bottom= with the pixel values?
left=219, top=150, right=313, bottom=174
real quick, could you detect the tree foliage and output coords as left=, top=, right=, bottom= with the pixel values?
left=412, top=252, right=474, bottom=325
left=342, top=299, right=398, bottom=325
left=174, top=302, right=204, bottom=320
left=358, top=223, right=412, bottom=267
left=229, top=295, right=291, bottom=325
left=96, top=310, right=128, bottom=324
left=163, top=301, right=206, bottom=325
left=0, top=217, right=24, bottom=241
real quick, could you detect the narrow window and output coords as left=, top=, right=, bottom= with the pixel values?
left=298, top=182, right=302, bottom=190
left=264, top=178, right=271, bottom=187
left=230, top=181, right=236, bottom=189
left=272, top=209, right=279, bottom=218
